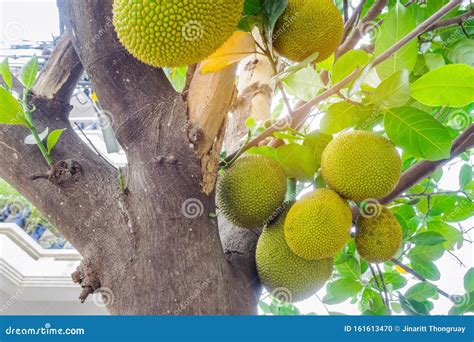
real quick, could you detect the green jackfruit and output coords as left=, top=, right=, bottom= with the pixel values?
left=321, top=131, right=402, bottom=202
left=256, top=204, right=334, bottom=303
left=355, top=207, right=402, bottom=263
left=217, top=155, right=287, bottom=229
left=113, top=0, right=243, bottom=67
left=284, top=189, right=352, bottom=260
left=273, top=0, right=343, bottom=62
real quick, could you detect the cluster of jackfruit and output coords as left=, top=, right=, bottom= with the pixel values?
left=113, top=0, right=243, bottom=67
left=319, top=131, right=403, bottom=263
left=217, top=130, right=403, bottom=302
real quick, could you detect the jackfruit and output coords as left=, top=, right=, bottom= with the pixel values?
left=113, top=0, right=244, bottom=67
left=273, top=0, right=343, bottom=62
left=217, top=155, right=287, bottom=229
left=284, top=189, right=352, bottom=260
left=256, top=204, right=334, bottom=302
left=355, top=207, right=402, bottom=263
left=321, top=131, right=401, bottom=202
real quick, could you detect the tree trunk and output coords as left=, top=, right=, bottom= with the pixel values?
left=0, top=0, right=260, bottom=315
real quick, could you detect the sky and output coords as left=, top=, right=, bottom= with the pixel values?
left=0, top=0, right=472, bottom=316
left=0, top=0, right=59, bottom=48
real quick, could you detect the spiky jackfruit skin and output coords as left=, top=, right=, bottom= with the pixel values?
left=273, top=0, right=343, bottom=62
left=355, top=207, right=402, bottom=263
left=256, top=204, right=334, bottom=303
left=284, top=189, right=352, bottom=260
left=113, top=0, right=243, bottom=67
left=217, top=155, right=287, bottom=229
left=321, top=131, right=402, bottom=202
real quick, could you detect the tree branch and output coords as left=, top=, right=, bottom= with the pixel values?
left=337, top=0, right=389, bottom=58
left=33, top=31, right=83, bottom=103
left=187, top=64, right=237, bottom=194
left=343, top=0, right=349, bottom=23
left=391, top=258, right=454, bottom=301
left=425, top=8, right=474, bottom=32
left=343, top=0, right=367, bottom=40
left=380, top=124, right=474, bottom=205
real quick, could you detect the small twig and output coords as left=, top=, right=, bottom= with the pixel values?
left=369, top=264, right=389, bottom=312
left=343, top=0, right=349, bottom=22
left=447, top=250, right=466, bottom=266
left=337, top=91, right=362, bottom=105
left=399, top=190, right=470, bottom=199
left=425, top=8, right=474, bottom=32
left=376, top=263, right=391, bottom=314
left=337, top=0, right=389, bottom=58
left=391, top=258, right=454, bottom=301
left=315, top=294, right=331, bottom=315
left=343, top=0, right=367, bottom=40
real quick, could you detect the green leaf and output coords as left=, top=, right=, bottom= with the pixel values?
left=381, top=272, right=407, bottom=291
left=247, top=146, right=278, bottom=160
left=427, top=221, right=463, bottom=250
left=445, top=38, right=474, bottom=67
left=0, top=58, right=12, bottom=90
left=323, top=278, right=362, bottom=305
left=399, top=293, right=430, bottom=315
left=320, top=102, right=357, bottom=135
left=283, top=65, right=323, bottom=102
left=360, top=288, right=388, bottom=315
left=353, top=106, right=383, bottom=130
left=371, top=69, right=410, bottom=108
left=259, top=301, right=272, bottom=314
left=170, top=66, right=187, bottom=92
left=262, top=0, right=288, bottom=47
left=332, top=50, right=370, bottom=85
left=21, top=56, right=39, bottom=90
left=424, top=53, right=445, bottom=71
left=276, top=143, right=318, bottom=181
left=444, top=196, right=473, bottom=222
left=0, top=87, right=26, bottom=125
left=411, top=0, right=447, bottom=24
left=409, top=231, right=446, bottom=246
left=302, top=130, right=332, bottom=166
left=47, top=128, right=66, bottom=153
left=464, top=268, right=474, bottom=293
left=410, top=64, right=474, bottom=107
left=374, top=3, right=417, bottom=80
left=405, top=282, right=438, bottom=302
left=384, top=107, right=453, bottom=161
left=335, top=257, right=361, bottom=280
left=430, top=194, right=457, bottom=216
left=238, top=0, right=262, bottom=31
left=411, top=260, right=440, bottom=281
left=459, top=164, right=472, bottom=189
left=408, top=244, right=444, bottom=263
